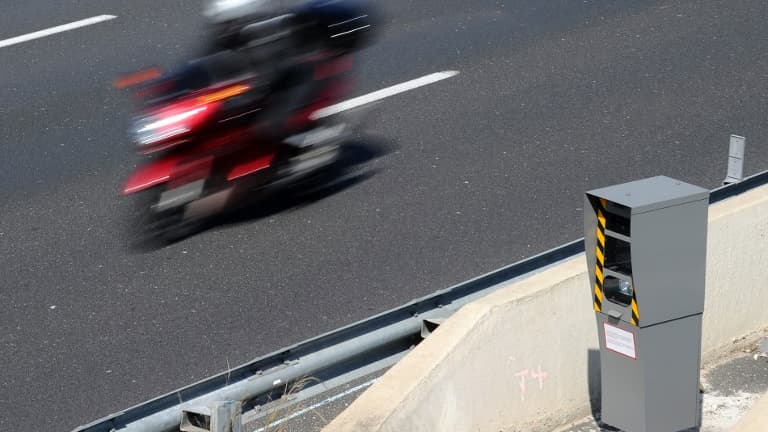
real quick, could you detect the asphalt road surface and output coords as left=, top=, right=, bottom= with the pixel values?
left=2, top=0, right=768, bottom=430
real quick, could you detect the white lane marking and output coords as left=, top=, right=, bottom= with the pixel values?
left=311, top=70, right=460, bottom=120
left=0, top=15, right=117, bottom=49
left=252, top=378, right=377, bottom=432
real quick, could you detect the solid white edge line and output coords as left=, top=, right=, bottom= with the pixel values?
left=311, top=70, right=460, bottom=120
left=0, top=15, right=118, bottom=49
left=251, top=378, right=377, bottom=432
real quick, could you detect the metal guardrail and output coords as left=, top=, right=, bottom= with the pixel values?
left=710, top=168, right=768, bottom=203
left=73, top=169, right=768, bottom=432
left=74, top=239, right=583, bottom=432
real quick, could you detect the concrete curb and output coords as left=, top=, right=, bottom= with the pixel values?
left=730, top=391, right=768, bottom=432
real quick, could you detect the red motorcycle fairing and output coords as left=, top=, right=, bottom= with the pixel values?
left=122, top=153, right=214, bottom=195
left=226, top=150, right=277, bottom=181
left=122, top=145, right=278, bottom=195
left=121, top=57, right=351, bottom=197
left=123, top=154, right=185, bottom=194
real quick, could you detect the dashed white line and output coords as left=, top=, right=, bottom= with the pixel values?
left=251, top=378, right=377, bottom=432
left=0, top=15, right=117, bottom=49
left=311, top=70, right=460, bottom=119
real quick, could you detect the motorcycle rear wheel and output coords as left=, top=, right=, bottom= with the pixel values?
left=129, top=186, right=207, bottom=246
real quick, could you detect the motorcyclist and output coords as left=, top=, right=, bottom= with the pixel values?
left=198, top=0, right=379, bottom=148
left=140, top=0, right=376, bottom=162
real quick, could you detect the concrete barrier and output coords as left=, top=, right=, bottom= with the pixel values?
left=323, top=183, right=768, bottom=432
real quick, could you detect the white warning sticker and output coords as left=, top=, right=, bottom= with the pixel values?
left=604, top=323, right=637, bottom=359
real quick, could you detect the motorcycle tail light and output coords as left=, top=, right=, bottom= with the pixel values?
left=132, top=104, right=215, bottom=152
left=130, top=84, right=250, bottom=152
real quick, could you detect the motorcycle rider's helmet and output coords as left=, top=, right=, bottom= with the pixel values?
left=203, top=0, right=282, bottom=23
left=203, top=0, right=284, bottom=50
left=291, top=0, right=379, bottom=52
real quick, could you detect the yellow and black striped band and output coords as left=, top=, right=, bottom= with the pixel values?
left=593, top=199, right=606, bottom=312
left=631, top=293, right=639, bottom=326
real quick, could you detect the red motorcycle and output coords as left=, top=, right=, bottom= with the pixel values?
left=117, top=53, right=356, bottom=242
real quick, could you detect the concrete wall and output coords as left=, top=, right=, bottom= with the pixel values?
left=702, top=187, right=768, bottom=356
left=323, top=183, right=768, bottom=432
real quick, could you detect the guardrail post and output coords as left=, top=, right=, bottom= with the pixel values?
left=180, top=401, right=243, bottom=432
left=723, top=134, right=746, bottom=185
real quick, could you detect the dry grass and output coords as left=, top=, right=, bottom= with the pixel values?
left=257, top=375, right=328, bottom=432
